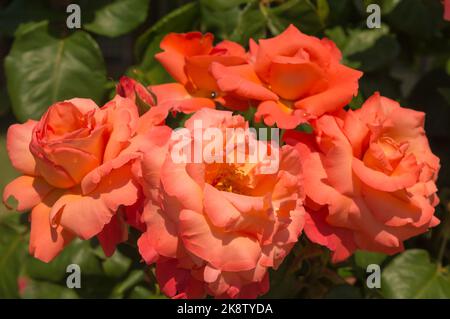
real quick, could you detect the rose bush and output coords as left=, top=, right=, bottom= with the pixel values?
left=1, top=1, right=447, bottom=298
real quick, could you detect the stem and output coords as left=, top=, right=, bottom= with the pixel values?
left=437, top=234, right=448, bottom=265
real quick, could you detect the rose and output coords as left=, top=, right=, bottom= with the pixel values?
left=116, top=76, right=168, bottom=131
left=3, top=96, right=165, bottom=262
left=152, top=32, right=249, bottom=113
left=284, top=93, right=440, bottom=261
left=211, top=24, right=363, bottom=129
left=136, top=109, right=305, bottom=298
left=116, top=76, right=156, bottom=109
left=28, top=99, right=108, bottom=189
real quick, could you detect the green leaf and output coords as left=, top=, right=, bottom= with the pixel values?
left=266, top=0, right=326, bottom=36
left=200, top=0, right=252, bottom=40
left=381, top=249, right=450, bottom=298
left=5, top=21, right=108, bottom=122
left=0, top=222, right=27, bottom=298
left=326, top=25, right=400, bottom=72
left=102, top=250, right=132, bottom=278
left=296, top=123, right=313, bottom=134
left=22, top=280, right=79, bottom=299
left=134, top=2, right=199, bottom=61
left=230, top=0, right=267, bottom=44
left=324, top=26, right=347, bottom=49
left=201, top=0, right=252, bottom=10
left=354, top=250, right=387, bottom=269
left=132, top=2, right=199, bottom=84
left=127, top=286, right=152, bottom=299
left=0, top=133, right=19, bottom=215
left=337, top=266, right=354, bottom=279
left=316, top=0, right=330, bottom=25
left=110, top=270, right=145, bottom=298
left=25, top=240, right=103, bottom=283
left=348, top=92, right=365, bottom=110
left=82, top=0, right=150, bottom=38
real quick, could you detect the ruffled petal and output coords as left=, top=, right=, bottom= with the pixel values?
left=50, top=161, right=139, bottom=239
left=6, top=120, right=37, bottom=175
left=255, top=100, right=308, bottom=129
left=138, top=200, right=179, bottom=264
left=211, top=63, right=278, bottom=101
left=29, top=190, right=75, bottom=263
left=151, top=83, right=215, bottom=113
left=179, top=209, right=261, bottom=272
left=3, top=176, right=53, bottom=212
left=303, top=208, right=356, bottom=263
left=155, top=258, right=206, bottom=299
left=97, top=211, right=128, bottom=257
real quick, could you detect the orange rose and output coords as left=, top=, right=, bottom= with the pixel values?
left=3, top=96, right=165, bottom=261
left=211, top=25, right=363, bottom=129
left=284, top=93, right=440, bottom=261
left=136, top=109, right=305, bottom=298
left=29, top=99, right=108, bottom=188
left=152, top=32, right=250, bottom=113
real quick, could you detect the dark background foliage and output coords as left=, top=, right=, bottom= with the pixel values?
left=0, top=0, right=449, bottom=299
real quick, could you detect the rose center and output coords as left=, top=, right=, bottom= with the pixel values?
left=363, top=136, right=408, bottom=174
left=205, top=163, right=249, bottom=195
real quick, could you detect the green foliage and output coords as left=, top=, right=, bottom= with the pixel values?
left=354, top=251, right=387, bottom=270
left=200, top=0, right=252, bottom=39
left=25, top=240, right=103, bottom=282
left=327, top=24, right=400, bottom=72
left=230, top=1, right=267, bottom=44
left=5, top=21, right=108, bottom=122
left=381, top=250, right=450, bottom=298
left=0, top=216, right=27, bottom=298
left=82, top=0, right=150, bottom=37
left=22, top=280, right=79, bottom=299
left=201, top=0, right=331, bottom=44
left=0, top=133, right=19, bottom=215
left=130, top=2, right=200, bottom=85
left=101, top=249, right=133, bottom=278
left=265, top=0, right=328, bottom=35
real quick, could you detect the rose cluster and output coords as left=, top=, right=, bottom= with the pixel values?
left=3, top=25, right=440, bottom=299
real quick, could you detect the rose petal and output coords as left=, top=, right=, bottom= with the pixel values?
left=3, top=176, right=53, bottom=212
left=50, top=163, right=139, bottom=239
left=97, top=212, right=128, bottom=257
left=6, top=120, right=37, bottom=175
left=29, top=190, right=75, bottom=263
left=179, top=209, right=261, bottom=272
